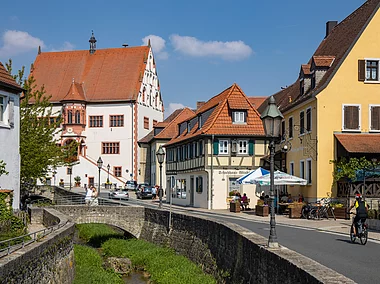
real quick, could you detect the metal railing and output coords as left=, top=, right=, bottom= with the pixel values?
left=30, top=195, right=129, bottom=207
left=0, top=220, right=69, bottom=258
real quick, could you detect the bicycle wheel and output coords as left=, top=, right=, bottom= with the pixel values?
left=360, top=226, right=368, bottom=245
left=350, top=224, right=356, bottom=243
left=301, top=208, right=309, bottom=219
left=309, top=208, right=318, bottom=220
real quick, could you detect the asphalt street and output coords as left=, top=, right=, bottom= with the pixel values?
left=87, top=191, right=380, bottom=283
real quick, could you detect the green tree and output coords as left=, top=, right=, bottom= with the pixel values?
left=6, top=60, right=77, bottom=191
left=331, top=157, right=379, bottom=183
left=0, top=160, right=9, bottom=177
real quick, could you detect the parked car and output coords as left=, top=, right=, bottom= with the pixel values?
left=125, top=180, right=137, bottom=191
left=136, top=182, right=150, bottom=192
left=136, top=186, right=153, bottom=199
left=109, top=190, right=129, bottom=200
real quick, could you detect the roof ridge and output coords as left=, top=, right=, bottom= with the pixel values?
left=156, top=107, right=195, bottom=138
left=233, top=84, right=262, bottom=118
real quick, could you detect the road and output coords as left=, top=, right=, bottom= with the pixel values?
left=99, top=192, right=380, bottom=283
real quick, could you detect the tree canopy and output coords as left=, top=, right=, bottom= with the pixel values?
left=331, top=156, right=380, bottom=183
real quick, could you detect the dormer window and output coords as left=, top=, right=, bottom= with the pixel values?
left=300, top=79, right=305, bottom=95
left=198, top=115, right=202, bottom=129
left=233, top=111, right=246, bottom=124
left=311, top=73, right=316, bottom=89
left=187, top=122, right=191, bottom=133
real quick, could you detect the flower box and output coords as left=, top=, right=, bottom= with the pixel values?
left=230, top=202, right=241, bottom=213
left=288, top=203, right=304, bottom=219
left=332, top=207, right=349, bottom=220
left=255, top=205, right=269, bottom=217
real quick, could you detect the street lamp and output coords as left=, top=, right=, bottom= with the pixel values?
left=156, top=145, right=165, bottom=209
left=97, top=157, right=103, bottom=196
left=260, top=96, right=284, bottom=248
left=68, top=165, right=72, bottom=191
left=107, top=163, right=110, bottom=189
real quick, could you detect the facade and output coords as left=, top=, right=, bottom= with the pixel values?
left=0, top=62, right=23, bottom=209
left=165, top=84, right=268, bottom=209
left=30, top=35, right=163, bottom=188
left=258, top=0, right=380, bottom=201
left=138, top=108, right=195, bottom=188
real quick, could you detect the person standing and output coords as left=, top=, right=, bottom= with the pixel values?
left=152, top=185, right=157, bottom=200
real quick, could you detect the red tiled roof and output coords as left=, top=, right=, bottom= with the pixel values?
left=165, top=83, right=265, bottom=146
left=301, top=64, right=311, bottom=75
left=61, top=81, right=86, bottom=101
left=248, top=96, right=267, bottom=110
left=30, top=46, right=150, bottom=102
left=312, top=56, right=335, bottom=67
left=0, top=62, right=23, bottom=92
left=335, top=133, right=380, bottom=153
left=265, top=0, right=380, bottom=112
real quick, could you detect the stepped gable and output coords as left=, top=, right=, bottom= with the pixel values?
left=260, top=0, right=380, bottom=112
left=30, top=46, right=150, bottom=102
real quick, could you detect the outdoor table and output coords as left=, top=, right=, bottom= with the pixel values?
left=278, top=203, right=291, bottom=214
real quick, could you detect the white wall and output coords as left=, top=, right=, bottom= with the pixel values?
left=0, top=90, right=20, bottom=209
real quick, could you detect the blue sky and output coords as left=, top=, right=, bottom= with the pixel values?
left=1, top=0, right=365, bottom=116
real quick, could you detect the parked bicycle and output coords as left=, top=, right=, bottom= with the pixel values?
left=301, top=198, right=336, bottom=220
left=349, top=212, right=368, bottom=245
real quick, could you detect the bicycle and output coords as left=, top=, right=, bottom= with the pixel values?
left=349, top=212, right=368, bottom=245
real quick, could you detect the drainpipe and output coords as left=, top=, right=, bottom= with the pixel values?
left=210, top=135, right=214, bottom=210
left=131, top=103, right=134, bottom=181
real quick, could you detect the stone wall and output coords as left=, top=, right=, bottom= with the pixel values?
left=0, top=209, right=75, bottom=284
left=140, top=208, right=355, bottom=284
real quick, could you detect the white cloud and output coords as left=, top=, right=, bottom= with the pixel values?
left=170, top=34, right=253, bottom=61
left=142, top=35, right=168, bottom=60
left=50, top=41, right=75, bottom=52
left=0, top=30, right=45, bottom=58
left=165, top=102, right=185, bottom=118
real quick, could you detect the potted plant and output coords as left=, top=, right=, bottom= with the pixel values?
left=59, top=179, right=64, bottom=187
left=255, top=199, right=269, bottom=217
left=74, top=176, right=81, bottom=187
left=330, top=202, right=349, bottom=219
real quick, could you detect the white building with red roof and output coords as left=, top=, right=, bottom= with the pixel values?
left=30, top=34, right=163, bottom=188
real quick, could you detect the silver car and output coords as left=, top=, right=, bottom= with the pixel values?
left=109, top=190, right=129, bottom=200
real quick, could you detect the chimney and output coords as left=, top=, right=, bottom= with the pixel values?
left=325, top=21, right=338, bottom=38
left=197, top=101, right=205, bottom=110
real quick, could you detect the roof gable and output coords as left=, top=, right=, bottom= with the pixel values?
left=61, top=81, right=86, bottom=101
left=0, top=62, right=23, bottom=92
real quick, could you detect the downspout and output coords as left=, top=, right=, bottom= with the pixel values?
left=210, top=135, right=214, bottom=210
left=131, top=102, right=134, bottom=181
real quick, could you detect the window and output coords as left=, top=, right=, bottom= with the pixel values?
left=300, top=79, right=305, bottom=95
left=196, top=176, right=203, bottom=193
left=187, top=122, right=191, bottom=133
left=370, top=105, right=380, bottom=132
left=114, top=166, right=122, bottom=177
left=153, top=119, right=157, bottom=127
left=233, top=111, right=246, bottom=123
left=175, top=179, right=186, bottom=199
left=49, top=117, right=59, bottom=125
left=311, top=72, right=316, bottom=89
left=288, top=117, right=293, bottom=138
left=342, top=104, right=360, bottom=131
left=66, top=167, right=72, bottom=175
left=193, top=142, right=197, bottom=157
left=67, top=110, right=73, bottom=124
left=306, top=107, right=312, bottom=132
left=300, top=160, right=305, bottom=179
left=199, top=140, right=203, bottom=155
left=300, top=111, right=305, bottom=134
left=281, top=120, right=285, bottom=140
left=110, top=115, right=124, bottom=127
left=89, top=116, right=103, bottom=127
left=102, top=142, right=120, bottom=154
left=75, top=111, right=80, bottom=124
left=0, top=96, right=4, bottom=122
left=238, top=140, right=248, bottom=154
left=198, top=115, right=202, bottom=129
left=306, top=159, right=312, bottom=184
left=366, top=60, right=378, bottom=81
left=219, top=140, right=229, bottom=154
left=289, top=162, right=294, bottom=176
left=144, top=117, right=149, bottom=129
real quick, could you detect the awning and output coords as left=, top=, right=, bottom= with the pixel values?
left=335, top=134, right=380, bottom=153
left=253, top=170, right=307, bottom=186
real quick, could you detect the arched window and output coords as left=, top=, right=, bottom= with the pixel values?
left=75, top=111, right=80, bottom=124
left=68, top=110, right=73, bottom=124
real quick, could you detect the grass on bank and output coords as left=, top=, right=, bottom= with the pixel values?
left=75, top=223, right=216, bottom=284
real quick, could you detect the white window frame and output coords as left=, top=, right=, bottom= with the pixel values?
left=364, top=58, right=380, bottom=83
left=342, top=104, right=361, bottom=132
left=289, top=161, right=294, bottom=176
left=0, top=95, right=9, bottom=128
left=306, top=107, right=312, bottom=133
left=219, top=139, right=229, bottom=155
left=233, top=111, right=246, bottom=124
left=369, top=104, right=380, bottom=132
left=306, top=158, right=312, bottom=184
left=300, top=160, right=305, bottom=179
left=0, top=96, right=5, bottom=123
left=237, top=140, right=248, bottom=154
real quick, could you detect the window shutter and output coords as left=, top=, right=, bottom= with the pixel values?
left=244, top=111, right=247, bottom=123
left=9, top=98, right=14, bottom=128
left=248, top=140, right=255, bottom=155
left=213, top=139, right=219, bottom=155
left=371, top=106, right=380, bottom=130
left=344, top=106, right=360, bottom=130
left=358, top=60, right=365, bottom=81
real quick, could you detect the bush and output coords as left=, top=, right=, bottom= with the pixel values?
left=368, top=209, right=378, bottom=219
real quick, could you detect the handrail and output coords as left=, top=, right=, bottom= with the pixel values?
left=0, top=220, right=69, bottom=258
left=30, top=195, right=129, bottom=207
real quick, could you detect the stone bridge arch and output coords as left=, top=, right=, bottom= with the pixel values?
left=51, top=205, right=145, bottom=238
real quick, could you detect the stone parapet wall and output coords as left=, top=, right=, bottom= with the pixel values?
left=0, top=209, right=75, bottom=284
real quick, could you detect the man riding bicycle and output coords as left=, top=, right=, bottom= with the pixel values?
left=347, top=194, right=369, bottom=236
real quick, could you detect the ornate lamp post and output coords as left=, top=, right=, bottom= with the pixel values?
left=97, top=157, right=103, bottom=196
left=156, top=145, right=165, bottom=209
left=260, top=96, right=283, bottom=248
left=107, top=164, right=110, bottom=189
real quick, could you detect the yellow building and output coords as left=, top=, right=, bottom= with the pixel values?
left=258, top=0, right=380, bottom=201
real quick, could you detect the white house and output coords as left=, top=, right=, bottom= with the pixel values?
left=0, top=62, right=23, bottom=209
left=30, top=34, right=164, bottom=188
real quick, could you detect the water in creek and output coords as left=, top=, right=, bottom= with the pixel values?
left=122, top=270, right=149, bottom=284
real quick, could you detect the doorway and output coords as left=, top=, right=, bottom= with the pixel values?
left=88, top=177, right=94, bottom=187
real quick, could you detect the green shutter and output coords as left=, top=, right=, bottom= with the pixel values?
left=248, top=140, right=255, bottom=155
left=213, top=139, right=219, bottom=155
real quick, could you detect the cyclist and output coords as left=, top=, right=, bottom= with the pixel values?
left=347, top=194, right=369, bottom=236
